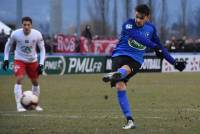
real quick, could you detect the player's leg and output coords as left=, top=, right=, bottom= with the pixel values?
left=26, top=62, right=43, bottom=111
left=31, top=79, right=40, bottom=97
left=13, top=60, right=26, bottom=112
left=116, top=59, right=140, bottom=129
left=30, top=78, right=43, bottom=111
left=116, top=81, right=136, bottom=129
left=26, top=62, right=40, bottom=95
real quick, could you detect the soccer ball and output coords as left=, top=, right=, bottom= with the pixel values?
left=20, top=91, right=39, bottom=110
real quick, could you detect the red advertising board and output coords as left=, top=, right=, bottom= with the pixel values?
left=54, top=35, right=118, bottom=54
left=80, top=37, right=118, bottom=54
left=54, top=34, right=78, bottom=53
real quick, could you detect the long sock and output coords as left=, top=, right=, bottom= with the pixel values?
left=117, top=68, right=127, bottom=79
left=32, top=85, right=40, bottom=96
left=14, top=84, right=22, bottom=104
left=117, top=90, right=133, bottom=119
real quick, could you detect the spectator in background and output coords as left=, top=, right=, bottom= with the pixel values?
left=169, top=36, right=177, bottom=52
left=184, top=37, right=195, bottom=52
left=180, top=36, right=186, bottom=51
left=44, top=35, right=53, bottom=53
left=175, top=36, right=187, bottom=52
left=82, top=25, right=92, bottom=40
left=164, top=39, right=171, bottom=50
left=0, top=29, right=9, bottom=52
left=81, top=25, right=93, bottom=52
left=0, top=29, right=6, bottom=37
left=195, top=38, right=200, bottom=52
left=165, top=36, right=200, bottom=52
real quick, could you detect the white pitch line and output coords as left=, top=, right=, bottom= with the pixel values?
left=1, top=107, right=200, bottom=113
left=0, top=108, right=199, bottom=120
left=1, top=113, right=199, bottom=120
left=0, top=113, right=168, bottom=120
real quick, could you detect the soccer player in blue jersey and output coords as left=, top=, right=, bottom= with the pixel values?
left=102, top=4, right=186, bottom=129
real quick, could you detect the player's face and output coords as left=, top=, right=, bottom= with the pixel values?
left=22, top=21, right=32, bottom=35
left=135, top=12, right=149, bottom=27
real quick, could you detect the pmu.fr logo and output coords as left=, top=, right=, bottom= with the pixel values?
left=190, top=57, right=199, bottom=71
left=44, top=56, right=66, bottom=75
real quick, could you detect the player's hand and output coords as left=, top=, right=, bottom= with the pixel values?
left=2, top=60, right=9, bottom=71
left=174, top=60, right=186, bottom=72
left=154, top=46, right=164, bottom=59
left=38, top=64, right=44, bottom=75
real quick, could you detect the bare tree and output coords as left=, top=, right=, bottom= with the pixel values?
left=147, top=0, right=156, bottom=24
left=194, top=7, right=200, bottom=36
left=136, top=0, right=143, bottom=5
left=125, top=0, right=132, bottom=19
left=87, top=0, right=110, bottom=36
left=160, top=0, right=168, bottom=42
left=180, top=0, right=188, bottom=36
left=113, top=0, right=117, bottom=36
left=50, top=0, right=62, bottom=35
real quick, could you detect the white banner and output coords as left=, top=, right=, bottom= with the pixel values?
left=162, top=53, right=200, bottom=72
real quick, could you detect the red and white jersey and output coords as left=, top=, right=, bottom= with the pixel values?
left=4, top=28, right=46, bottom=65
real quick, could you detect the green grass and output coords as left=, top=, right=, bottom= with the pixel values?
left=0, top=73, right=200, bottom=134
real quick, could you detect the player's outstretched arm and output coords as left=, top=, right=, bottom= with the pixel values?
left=4, top=37, right=14, bottom=61
left=154, top=42, right=186, bottom=72
left=3, top=33, right=15, bottom=71
left=37, top=32, right=46, bottom=74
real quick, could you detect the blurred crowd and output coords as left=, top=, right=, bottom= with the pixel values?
left=1, top=27, right=200, bottom=53
left=164, top=36, right=200, bottom=52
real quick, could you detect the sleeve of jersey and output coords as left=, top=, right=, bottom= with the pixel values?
left=37, top=34, right=46, bottom=65
left=158, top=43, right=175, bottom=64
left=152, top=27, right=175, bottom=65
left=4, top=34, right=15, bottom=60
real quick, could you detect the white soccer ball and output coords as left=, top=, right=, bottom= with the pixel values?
left=20, top=91, right=39, bottom=110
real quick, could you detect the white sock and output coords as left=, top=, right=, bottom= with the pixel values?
left=32, top=85, right=40, bottom=96
left=14, top=84, right=22, bottom=104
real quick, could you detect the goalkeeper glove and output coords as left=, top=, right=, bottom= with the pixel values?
left=174, top=60, right=186, bottom=72
left=154, top=46, right=164, bottom=59
left=2, top=60, right=9, bottom=71
left=38, top=64, right=44, bottom=75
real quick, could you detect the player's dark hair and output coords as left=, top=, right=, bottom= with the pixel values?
left=135, top=4, right=150, bottom=16
left=22, top=16, right=32, bottom=24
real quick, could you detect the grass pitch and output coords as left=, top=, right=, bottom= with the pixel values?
left=0, top=73, right=200, bottom=134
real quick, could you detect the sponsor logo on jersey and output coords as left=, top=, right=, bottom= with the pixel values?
left=21, top=46, right=33, bottom=54
left=145, top=32, right=150, bottom=38
left=25, top=40, right=29, bottom=43
left=125, top=24, right=132, bottom=29
left=128, top=39, right=146, bottom=50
